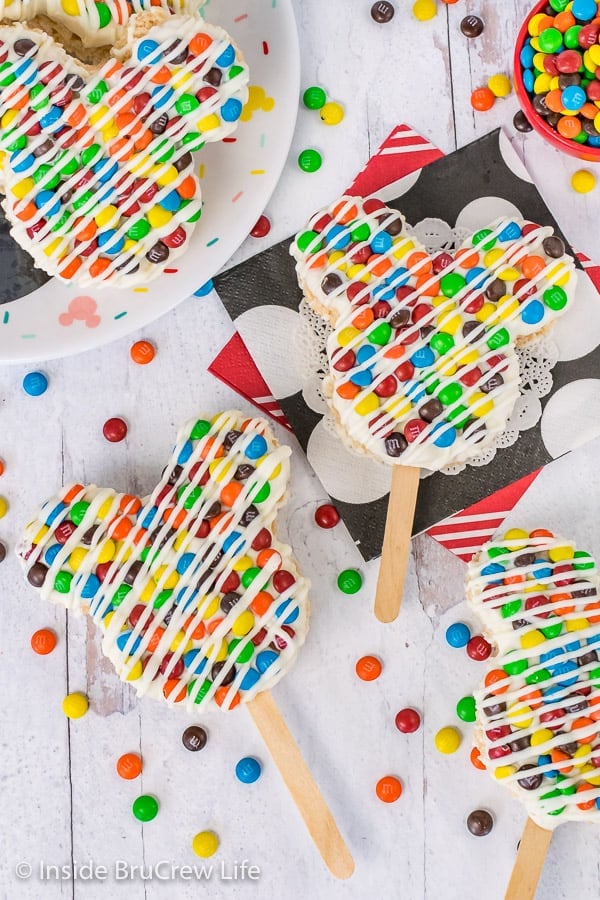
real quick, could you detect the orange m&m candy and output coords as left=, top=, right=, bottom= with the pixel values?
left=130, top=340, right=156, bottom=365
left=470, top=746, right=487, bottom=771
left=471, top=87, right=495, bottom=111
left=31, top=628, right=57, bottom=655
left=116, top=753, right=143, bottom=780
left=355, top=655, right=383, bottom=681
left=376, top=775, right=402, bottom=803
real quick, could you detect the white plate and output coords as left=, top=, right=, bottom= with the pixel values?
left=0, top=0, right=299, bottom=363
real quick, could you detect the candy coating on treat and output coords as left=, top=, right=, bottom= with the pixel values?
left=0, top=17, right=249, bottom=287
left=0, top=0, right=205, bottom=49
left=291, top=196, right=577, bottom=469
left=467, top=529, right=600, bottom=828
left=17, top=412, right=310, bottom=713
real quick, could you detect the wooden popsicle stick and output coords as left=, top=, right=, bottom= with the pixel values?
left=248, top=690, right=355, bottom=880
left=504, top=818, right=553, bottom=900
left=374, top=465, right=421, bottom=623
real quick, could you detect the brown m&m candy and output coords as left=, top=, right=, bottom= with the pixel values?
left=371, top=1, right=395, bottom=23
left=460, top=15, right=484, bottom=38
left=182, top=725, right=208, bottom=751
left=513, top=110, right=533, bottom=133
left=467, top=809, right=494, bottom=836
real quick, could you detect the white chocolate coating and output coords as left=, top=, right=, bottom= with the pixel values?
left=17, top=412, right=310, bottom=713
left=467, top=530, right=600, bottom=828
left=292, top=197, right=577, bottom=470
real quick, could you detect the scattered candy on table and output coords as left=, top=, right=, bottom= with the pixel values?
left=456, top=695, right=477, bottom=722
left=298, top=149, right=322, bottom=173
left=23, top=371, right=48, bottom=396
left=102, top=416, right=128, bottom=443
left=0, top=458, right=6, bottom=476
left=182, top=725, right=208, bottom=751
left=513, top=109, right=534, bottom=132
left=413, top=0, right=437, bottom=21
left=130, top=340, right=156, bottom=366
left=117, top=753, right=143, bottom=780
left=355, top=655, right=383, bottom=681
left=0, top=540, right=6, bottom=563
left=488, top=74, right=512, bottom=98
left=30, top=627, right=57, bottom=655
left=235, top=756, right=262, bottom=784
left=303, top=86, right=327, bottom=109
left=314, top=503, right=340, bottom=529
left=376, top=775, right=403, bottom=802
left=518, top=1, right=600, bottom=150
left=446, top=622, right=471, bottom=648
left=395, top=707, right=421, bottom=733
left=370, top=1, right=395, bottom=23
left=250, top=215, right=272, bottom=238
left=467, top=809, right=494, bottom=836
left=132, top=794, right=159, bottom=822
left=571, top=169, right=597, bottom=192
left=471, top=86, right=496, bottom=111
left=0, top=496, right=8, bottom=519
left=461, top=15, right=484, bottom=38
left=62, top=692, right=89, bottom=719
left=435, top=726, right=462, bottom=754
left=320, top=101, right=345, bottom=126
left=192, top=830, right=220, bottom=858
left=337, top=568, right=363, bottom=594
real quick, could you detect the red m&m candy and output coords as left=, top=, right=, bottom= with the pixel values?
left=314, top=503, right=340, bottom=529
left=467, top=634, right=492, bottom=661
left=395, top=707, right=421, bottom=733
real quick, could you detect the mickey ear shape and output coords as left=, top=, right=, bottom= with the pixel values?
left=0, top=16, right=249, bottom=287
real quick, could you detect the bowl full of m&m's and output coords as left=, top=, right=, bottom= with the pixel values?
left=514, top=0, right=600, bottom=161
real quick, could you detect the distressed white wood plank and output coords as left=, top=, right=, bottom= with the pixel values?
left=447, top=0, right=533, bottom=148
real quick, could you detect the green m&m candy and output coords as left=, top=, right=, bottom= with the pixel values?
left=298, top=148, right=322, bottom=173
left=303, top=86, right=327, bottom=109
left=543, top=285, right=568, bottom=311
left=337, top=569, right=362, bottom=594
left=132, top=795, right=159, bottom=822
left=456, top=696, right=476, bottom=723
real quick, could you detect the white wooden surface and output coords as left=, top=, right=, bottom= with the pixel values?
left=2, top=1, right=600, bottom=899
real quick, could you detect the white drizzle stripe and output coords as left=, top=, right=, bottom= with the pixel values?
left=16, top=412, right=310, bottom=714
left=467, top=530, right=600, bottom=827
left=291, top=196, right=576, bottom=470
left=0, top=16, right=249, bottom=287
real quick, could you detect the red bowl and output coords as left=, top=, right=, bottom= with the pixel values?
left=513, top=0, right=600, bottom=162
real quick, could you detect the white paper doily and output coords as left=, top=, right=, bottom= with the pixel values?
left=296, top=217, right=559, bottom=480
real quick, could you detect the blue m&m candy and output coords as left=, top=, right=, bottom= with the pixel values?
left=235, top=757, right=262, bottom=784
left=446, top=622, right=471, bottom=648
left=23, top=371, right=48, bottom=396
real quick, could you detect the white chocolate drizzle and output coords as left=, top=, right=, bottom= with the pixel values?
left=17, top=412, right=310, bottom=713
left=467, top=530, right=600, bottom=828
left=291, top=197, right=577, bottom=470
